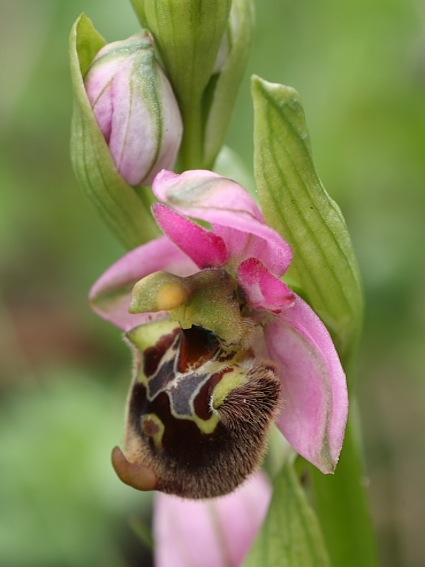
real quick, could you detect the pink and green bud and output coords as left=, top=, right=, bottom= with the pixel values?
left=84, top=33, right=183, bottom=186
left=69, top=14, right=161, bottom=249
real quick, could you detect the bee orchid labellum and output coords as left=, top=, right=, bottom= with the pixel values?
left=114, top=321, right=280, bottom=498
left=112, top=268, right=280, bottom=498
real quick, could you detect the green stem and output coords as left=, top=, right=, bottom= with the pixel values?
left=311, top=406, right=379, bottom=567
left=134, top=185, right=158, bottom=209
left=178, top=99, right=204, bottom=170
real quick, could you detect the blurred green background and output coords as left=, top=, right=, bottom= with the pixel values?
left=1, top=0, right=424, bottom=565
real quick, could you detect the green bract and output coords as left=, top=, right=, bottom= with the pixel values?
left=133, top=0, right=231, bottom=106
left=69, top=14, right=160, bottom=249
left=243, top=456, right=330, bottom=567
left=203, top=0, right=254, bottom=167
left=132, top=0, right=253, bottom=170
left=252, top=76, right=364, bottom=365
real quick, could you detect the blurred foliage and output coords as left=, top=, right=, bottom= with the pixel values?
left=0, top=374, right=153, bottom=567
left=0, top=0, right=424, bottom=565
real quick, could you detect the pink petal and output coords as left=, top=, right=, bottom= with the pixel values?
left=237, top=258, right=296, bottom=312
left=89, top=236, right=197, bottom=330
left=153, top=170, right=264, bottom=220
left=109, top=66, right=183, bottom=186
left=86, top=54, right=134, bottom=142
left=264, top=296, right=348, bottom=473
left=154, top=472, right=271, bottom=567
left=152, top=170, right=293, bottom=275
left=153, top=204, right=228, bottom=268
left=109, top=67, right=158, bottom=185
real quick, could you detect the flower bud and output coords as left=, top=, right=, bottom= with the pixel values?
left=133, top=0, right=235, bottom=168
left=84, top=32, right=183, bottom=186
left=70, top=15, right=161, bottom=249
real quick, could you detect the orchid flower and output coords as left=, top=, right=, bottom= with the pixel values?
left=154, top=471, right=271, bottom=567
left=90, top=169, right=348, bottom=499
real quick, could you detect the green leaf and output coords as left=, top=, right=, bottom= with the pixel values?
left=128, top=516, right=154, bottom=551
left=243, top=456, right=330, bottom=567
left=252, top=76, right=363, bottom=364
left=311, top=408, right=379, bottom=567
left=140, top=0, right=231, bottom=168
left=69, top=14, right=160, bottom=250
left=204, top=0, right=255, bottom=167
left=141, top=0, right=231, bottom=106
left=130, top=0, right=147, bottom=26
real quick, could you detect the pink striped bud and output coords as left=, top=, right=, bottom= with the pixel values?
left=84, top=32, right=183, bottom=186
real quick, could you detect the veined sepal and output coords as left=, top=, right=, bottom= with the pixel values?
left=135, top=0, right=232, bottom=108
left=252, top=76, right=364, bottom=366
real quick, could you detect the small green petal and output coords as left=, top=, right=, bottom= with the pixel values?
left=69, top=14, right=160, bottom=249
left=243, top=455, right=330, bottom=567
left=252, top=76, right=364, bottom=364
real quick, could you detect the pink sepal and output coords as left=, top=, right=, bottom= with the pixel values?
left=152, top=170, right=293, bottom=275
left=265, top=296, right=348, bottom=473
left=89, top=236, right=197, bottom=330
left=153, top=204, right=228, bottom=269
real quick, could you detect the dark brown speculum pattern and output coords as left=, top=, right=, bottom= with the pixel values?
left=123, top=323, right=281, bottom=498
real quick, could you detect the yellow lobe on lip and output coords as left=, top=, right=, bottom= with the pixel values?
left=111, top=446, right=157, bottom=491
left=130, top=271, right=190, bottom=313
left=156, top=281, right=190, bottom=310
